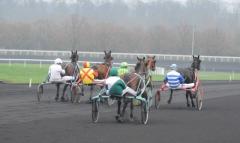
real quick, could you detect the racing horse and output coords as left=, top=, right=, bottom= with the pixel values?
left=116, top=56, right=155, bottom=122
left=92, top=50, right=113, bottom=79
left=167, top=55, right=201, bottom=107
left=145, top=55, right=156, bottom=89
left=82, top=50, right=113, bottom=98
left=55, top=50, right=79, bottom=101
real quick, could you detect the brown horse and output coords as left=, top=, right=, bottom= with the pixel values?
left=145, top=55, right=156, bottom=88
left=55, top=50, right=79, bottom=101
left=116, top=56, right=150, bottom=122
left=92, top=50, right=113, bottom=79
left=167, top=55, right=201, bottom=107
left=81, top=50, right=113, bottom=99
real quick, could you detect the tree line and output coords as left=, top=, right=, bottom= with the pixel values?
left=0, top=0, right=239, bottom=56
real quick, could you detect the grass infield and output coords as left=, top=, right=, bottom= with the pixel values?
left=0, top=63, right=240, bottom=83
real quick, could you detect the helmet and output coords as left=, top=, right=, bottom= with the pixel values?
left=54, top=58, right=63, bottom=64
left=120, top=62, right=128, bottom=68
left=109, top=67, right=118, bottom=76
left=170, top=64, right=177, bottom=70
left=83, top=61, right=90, bottom=68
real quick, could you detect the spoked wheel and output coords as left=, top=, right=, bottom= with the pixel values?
left=141, top=101, right=149, bottom=124
left=155, top=90, right=161, bottom=109
left=146, top=87, right=153, bottom=108
left=37, top=84, right=43, bottom=102
left=92, top=100, right=99, bottom=123
left=195, top=87, right=204, bottom=111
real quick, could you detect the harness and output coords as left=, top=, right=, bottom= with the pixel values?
left=125, top=70, right=151, bottom=94
left=105, top=66, right=111, bottom=79
left=63, top=62, right=80, bottom=83
left=73, top=62, right=80, bottom=78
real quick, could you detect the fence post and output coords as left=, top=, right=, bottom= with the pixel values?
left=24, top=60, right=26, bottom=67
left=232, top=71, right=235, bottom=80
left=40, top=61, right=42, bottom=68
left=8, top=59, right=11, bottom=66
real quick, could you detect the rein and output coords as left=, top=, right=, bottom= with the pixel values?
left=64, top=62, right=79, bottom=82
left=126, top=71, right=151, bottom=92
left=104, top=65, right=111, bottom=79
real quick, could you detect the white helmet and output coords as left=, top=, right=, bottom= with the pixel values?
left=170, top=64, right=177, bottom=70
left=54, top=58, right=63, bottom=64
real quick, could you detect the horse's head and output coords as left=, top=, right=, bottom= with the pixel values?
left=135, top=56, right=147, bottom=75
left=191, top=55, right=201, bottom=70
left=70, top=50, right=79, bottom=63
left=103, top=50, right=113, bottom=65
left=146, top=56, right=156, bottom=71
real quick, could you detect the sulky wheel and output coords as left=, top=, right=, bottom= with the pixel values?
left=196, top=88, right=203, bottom=111
left=37, top=84, right=44, bottom=102
left=146, top=87, right=153, bottom=108
left=141, top=101, right=149, bottom=124
left=195, top=87, right=203, bottom=111
left=92, top=100, right=99, bottom=123
left=154, top=90, right=161, bottom=109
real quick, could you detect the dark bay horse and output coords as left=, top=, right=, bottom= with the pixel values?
left=167, top=55, right=201, bottom=107
left=116, top=56, right=155, bottom=122
left=55, top=50, right=79, bottom=101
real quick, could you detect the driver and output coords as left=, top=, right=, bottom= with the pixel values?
left=95, top=67, right=143, bottom=97
left=164, top=64, right=194, bottom=89
left=48, top=58, right=75, bottom=82
left=118, top=62, right=129, bottom=76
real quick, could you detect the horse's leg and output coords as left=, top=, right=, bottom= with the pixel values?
left=167, top=89, right=173, bottom=104
left=186, top=91, right=190, bottom=107
left=130, top=99, right=134, bottom=121
left=90, top=85, right=94, bottom=97
left=55, top=83, right=60, bottom=101
left=190, top=92, right=195, bottom=108
left=119, top=99, right=128, bottom=122
left=89, top=85, right=94, bottom=102
left=115, top=98, right=122, bottom=121
left=61, top=84, right=68, bottom=101
left=81, top=85, right=85, bottom=97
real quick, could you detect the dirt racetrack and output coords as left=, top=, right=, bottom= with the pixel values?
left=0, top=81, right=240, bottom=143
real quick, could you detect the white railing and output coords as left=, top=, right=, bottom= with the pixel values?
left=1, top=49, right=240, bottom=63
left=0, top=58, right=165, bottom=75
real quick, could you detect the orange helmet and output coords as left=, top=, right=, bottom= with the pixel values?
left=83, top=61, right=90, bottom=68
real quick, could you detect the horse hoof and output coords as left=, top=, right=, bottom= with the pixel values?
left=129, top=117, right=134, bottom=122
left=118, top=118, right=124, bottom=123
left=85, top=100, right=92, bottom=104
left=115, top=115, right=120, bottom=121
left=60, top=97, right=66, bottom=102
left=55, top=97, right=59, bottom=101
left=115, top=115, right=124, bottom=123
